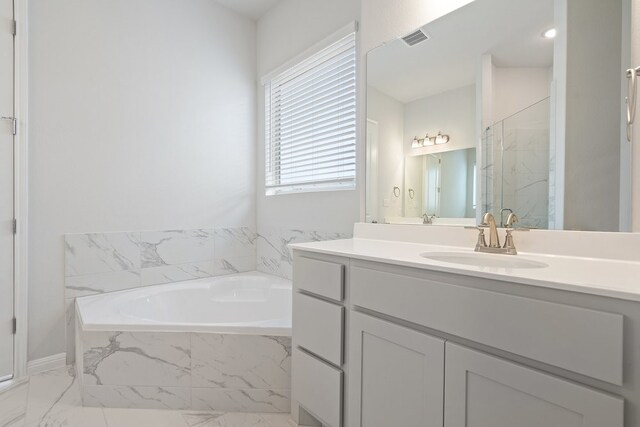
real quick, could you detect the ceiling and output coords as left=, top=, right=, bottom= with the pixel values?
left=367, top=0, right=555, bottom=104
left=214, top=0, right=282, bottom=20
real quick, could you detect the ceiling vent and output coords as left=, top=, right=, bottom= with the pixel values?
left=401, top=29, right=430, bottom=47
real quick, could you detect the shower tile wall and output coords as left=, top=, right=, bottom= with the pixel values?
left=481, top=99, right=551, bottom=229
left=501, top=128, right=550, bottom=229
left=64, top=227, right=257, bottom=363
left=256, top=228, right=352, bottom=280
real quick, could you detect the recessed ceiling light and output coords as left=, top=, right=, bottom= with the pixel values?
left=542, top=28, right=557, bottom=39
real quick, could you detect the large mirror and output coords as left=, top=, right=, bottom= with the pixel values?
left=365, top=0, right=631, bottom=231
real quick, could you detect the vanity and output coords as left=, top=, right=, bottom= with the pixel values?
left=288, top=0, right=637, bottom=424
left=289, top=223, right=640, bottom=427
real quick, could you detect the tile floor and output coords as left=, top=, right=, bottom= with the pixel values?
left=1, top=366, right=294, bottom=427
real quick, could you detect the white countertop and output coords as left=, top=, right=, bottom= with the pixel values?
left=290, top=238, right=640, bottom=302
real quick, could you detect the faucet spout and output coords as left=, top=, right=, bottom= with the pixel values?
left=482, top=212, right=501, bottom=248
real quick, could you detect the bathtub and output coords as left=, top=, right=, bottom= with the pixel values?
left=74, top=272, right=293, bottom=413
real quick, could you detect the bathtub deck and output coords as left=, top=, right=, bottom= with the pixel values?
left=4, top=365, right=294, bottom=427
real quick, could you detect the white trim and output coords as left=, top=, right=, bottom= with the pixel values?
left=0, top=375, right=28, bottom=394
left=13, top=0, right=28, bottom=379
left=26, top=353, right=66, bottom=376
left=260, top=21, right=358, bottom=85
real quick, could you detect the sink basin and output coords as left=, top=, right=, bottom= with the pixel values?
left=420, top=251, right=548, bottom=269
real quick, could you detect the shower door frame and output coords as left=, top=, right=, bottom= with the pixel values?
left=3, top=0, right=28, bottom=380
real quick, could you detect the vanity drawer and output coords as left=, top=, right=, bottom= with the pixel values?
left=350, top=265, right=624, bottom=385
left=294, top=256, right=344, bottom=302
left=294, top=292, right=344, bottom=366
left=293, top=348, right=343, bottom=427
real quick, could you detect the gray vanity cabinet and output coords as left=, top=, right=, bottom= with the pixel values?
left=292, top=251, right=629, bottom=427
left=444, top=343, right=624, bottom=427
left=349, top=312, right=445, bottom=427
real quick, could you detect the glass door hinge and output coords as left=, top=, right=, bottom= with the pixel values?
left=1, top=117, right=16, bottom=135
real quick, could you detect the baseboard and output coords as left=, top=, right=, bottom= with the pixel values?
left=27, top=353, right=67, bottom=376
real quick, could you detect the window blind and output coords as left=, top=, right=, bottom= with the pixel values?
left=264, top=31, right=357, bottom=195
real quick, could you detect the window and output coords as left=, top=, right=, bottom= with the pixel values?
left=264, top=27, right=357, bottom=195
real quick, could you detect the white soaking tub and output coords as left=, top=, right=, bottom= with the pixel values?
left=74, top=272, right=293, bottom=413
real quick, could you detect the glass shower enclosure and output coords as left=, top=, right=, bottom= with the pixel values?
left=481, top=98, right=551, bottom=229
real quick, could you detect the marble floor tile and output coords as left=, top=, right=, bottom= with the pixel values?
left=0, top=378, right=29, bottom=427
left=183, top=412, right=271, bottom=427
left=7, top=366, right=296, bottom=427
left=182, top=412, right=292, bottom=427
left=103, top=408, right=189, bottom=427
left=24, top=366, right=106, bottom=427
left=191, top=388, right=290, bottom=413
left=259, top=413, right=294, bottom=427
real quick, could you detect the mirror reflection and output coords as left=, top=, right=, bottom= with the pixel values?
left=365, top=0, right=630, bottom=231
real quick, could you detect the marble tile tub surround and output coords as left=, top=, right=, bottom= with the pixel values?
left=76, top=329, right=291, bottom=413
left=1, top=365, right=293, bottom=427
left=64, top=226, right=258, bottom=363
left=352, top=222, right=640, bottom=263
left=256, top=227, right=353, bottom=280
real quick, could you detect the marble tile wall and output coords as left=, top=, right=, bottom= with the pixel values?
left=501, top=128, right=550, bottom=229
left=256, top=227, right=352, bottom=280
left=64, top=226, right=258, bottom=363
left=77, top=329, right=291, bottom=413
left=480, top=104, right=551, bottom=229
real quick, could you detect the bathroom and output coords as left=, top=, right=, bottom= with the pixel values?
left=0, top=0, right=639, bottom=426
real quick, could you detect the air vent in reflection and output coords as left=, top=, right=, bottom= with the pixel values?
left=401, top=29, right=430, bottom=46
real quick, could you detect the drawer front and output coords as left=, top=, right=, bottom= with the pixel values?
left=293, top=348, right=343, bottom=427
left=294, top=293, right=344, bottom=366
left=351, top=265, right=624, bottom=385
left=294, top=256, right=344, bottom=301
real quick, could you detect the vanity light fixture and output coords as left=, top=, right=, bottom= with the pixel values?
left=542, top=28, right=557, bottom=39
left=434, top=131, right=450, bottom=145
left=412, top=132, right=449, bottom=148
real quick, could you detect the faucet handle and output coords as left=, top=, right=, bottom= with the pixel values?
left=475, top=228, right=487, bottom=250
left=502, top=229, right=518, bottom=254
left=505, top=213, right=518, bottom=228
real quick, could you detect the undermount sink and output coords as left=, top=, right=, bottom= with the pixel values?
left=420, top=251, right=548, bottom=269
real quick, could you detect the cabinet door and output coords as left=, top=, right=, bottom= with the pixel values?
left=444, top=343, right=624, bottom=427
left=349, top=312, right=445, bottom=427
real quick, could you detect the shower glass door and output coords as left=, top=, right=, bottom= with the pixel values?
left=481, top=98, right=551, bottom=229
left=0, top=0, right=14, bottom=381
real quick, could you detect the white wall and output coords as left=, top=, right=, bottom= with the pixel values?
left=633, top=0, right=640, bottom=231
left=28, top=0, right=256, bottom=361
left=563, top=0, right=622, bottom=231
left=440, top=149, right=470, bottom=217
left=366, top=86, right=405, bottom=222
left=404, top=85, right=476, bottom=156
left=256, top=0, right=361, bottom=235
left=492, top=67, right=551, bottom=122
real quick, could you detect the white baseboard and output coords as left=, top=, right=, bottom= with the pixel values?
left=27, top=353, right=67, bottom=376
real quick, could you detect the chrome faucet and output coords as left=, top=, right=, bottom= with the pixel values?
left=473, top=212, right=524, bottom=255
left=500, top=208, right=513, bottom=227
left=423, top=213, right=436, bottom=224
left=482, top=213, right=501, bottom=248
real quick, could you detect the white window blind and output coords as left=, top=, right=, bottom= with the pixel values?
left=264, top=31, right=357, bottom=195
